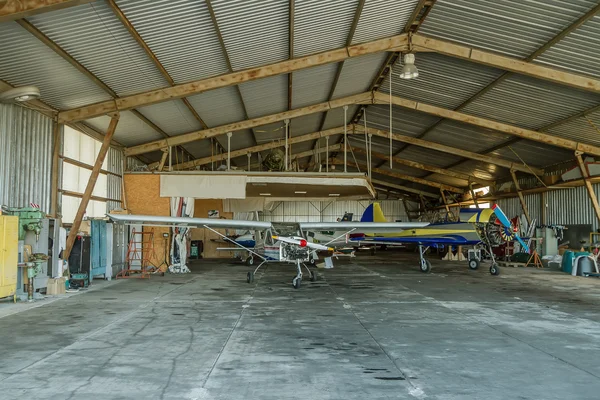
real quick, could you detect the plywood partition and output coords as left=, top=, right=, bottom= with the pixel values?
left=123, top=174, right=170, bottom=267
left=193, top=199, right=235, bottom=259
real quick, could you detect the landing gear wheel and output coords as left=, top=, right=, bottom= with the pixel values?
left=247, top=271, right=254, bottom=283
left=245, top=257, right=254, bottom=266
left=310, top=271, right=318, bottom=282
left=489, top=263, right=500, bottom=276
left=309, top=257, right=316, bottom=265
left=468, top=259, right=480, bottom=270
left=420, top=260, right=431, bottom=273
left=292, top=277, right=302, bottom=289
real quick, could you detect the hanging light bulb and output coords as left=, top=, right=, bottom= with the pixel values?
left=399, top=53, right=419, bottom=80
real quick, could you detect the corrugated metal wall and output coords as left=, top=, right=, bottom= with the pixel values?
left=106, top=147, right=124, bottom=212
left=259, top=200, right=413, bottom=222
left=0, top=103, right=53, bottom=212
left=496, top=184, right=600, bottom=230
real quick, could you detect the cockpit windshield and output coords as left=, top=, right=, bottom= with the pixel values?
left=271, top=222, right=303, bottom=237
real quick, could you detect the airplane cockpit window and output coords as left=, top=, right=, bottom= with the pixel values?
left=271, top=222, right=302, bottom=237
left=265, top=229, right=274, bottom=245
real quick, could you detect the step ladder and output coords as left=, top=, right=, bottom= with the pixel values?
left=116, top=228, right=157, bottom=279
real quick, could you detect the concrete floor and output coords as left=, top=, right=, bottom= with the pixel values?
left=2, top=252, right=600, bottom=399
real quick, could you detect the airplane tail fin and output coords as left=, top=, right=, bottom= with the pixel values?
left=360, top=203, right=388, bottom=223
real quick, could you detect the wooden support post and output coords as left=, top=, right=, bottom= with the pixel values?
left=157, top=149, right=169, bottom=172
left=64, top=114, right=119, bottom=260
left=50, top=121, right=61, bottom=217
left=469, top=182, right=479, bottom=209
left=511, top=170, right=531, bottom=225
left=440, top=189, right=450, bottom=214
left=540, top=191, right=547, bottom=226
left=403, top=198, right=412, bottom=222
left=576, top=151, right=600, bottom=225
left=419, top=195, right=427, bottom=213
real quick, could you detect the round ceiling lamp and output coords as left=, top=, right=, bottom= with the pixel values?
left=399, top=53, right=419, bottom=80
left=0, top=86, right=41, bottom=103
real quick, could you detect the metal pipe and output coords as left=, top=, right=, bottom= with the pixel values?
left=326, top=136, right=329, bottom=173
left=343, top=105, right=348, bottom=173
left=363, top=108, right=369, bottom=178
left=284, top=119, right=289, bottom=171
left=368, top=133, right=373, bottom=180
left=227, top=132, right=232, bottom=170
left=389, top=70, right=393, bottom=169
left=168, top=146, right=172, bottom=171
left=247, top=152, right=251, bottom=171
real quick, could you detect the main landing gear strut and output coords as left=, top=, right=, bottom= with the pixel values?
left=418, top=244, right=432, bottom=273
left=246, top=259, right=318, bottom=289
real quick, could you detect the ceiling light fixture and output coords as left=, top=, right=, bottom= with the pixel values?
left=259, top=193, right=271, bottom=196
left=329, top=194, right=340, bottom=197
left=398, top=53, right=419, bottom=80
left=294, top=191, right=307, bottom=194
left=0, top=86, right=41, bottom=103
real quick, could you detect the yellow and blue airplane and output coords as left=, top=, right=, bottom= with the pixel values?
left=354, top=203, right=528, bottom=276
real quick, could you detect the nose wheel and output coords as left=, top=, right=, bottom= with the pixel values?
left=418, top=245, right=432, bottom=273
left=489, top=263, right=500, bottom=275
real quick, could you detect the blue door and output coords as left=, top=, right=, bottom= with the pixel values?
left=91, top=219, right=107, bottom=278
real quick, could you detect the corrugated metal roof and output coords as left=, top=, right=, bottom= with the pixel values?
left=536, top=14, right=600, bottom=79
left=180, top=139, right=213, bottom=159
left=422, top=120, right=512, bottom=153
left=84, top=111, right=164, bottom=146
left=420, top=0, right=599, bottom=58
left=0, top=21, right=111, bottom=109
left=364, top=104, right=439, bottom=136
left=545, top=108, right=600, bottom=146
left=292, top=63, right=338, bottom=109
left=461, top=74, right=600, bottom=130
left=290, top=113, right=322, bottom=136
left=293, top=0, right=358, bottom=57
left=238, top=75, right=287, bottom=118
left=398, top=145, right=464, bottom=168
left=136, top=100, right=202, bottom=136
left=488, top=139, right=574, bottom=168
left=352, top=0, right=419, bottom=44
left=332, top=53, right=387, bottom=99
left=322, top=104, right=359, bottom=130
left=379, top=53, right=504, bottom=110
left=116, top=0, right=230, bottom=84
left=253, top=121, right=285, bottom=144
left=210, top=0, right=288, bottom=71
left=186, top=86, right=246, bottom=127
left=28, top=1, right=169, bottom=97
left=448, top=160, right=502, bottom=181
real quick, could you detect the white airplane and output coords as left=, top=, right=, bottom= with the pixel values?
left=107, top=214, right=428, bottom=289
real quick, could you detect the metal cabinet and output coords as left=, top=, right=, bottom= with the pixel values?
left=0, top=216, right=18, bottom=300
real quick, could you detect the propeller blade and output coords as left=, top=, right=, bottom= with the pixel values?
left=492, top=205, right=530, bottom=253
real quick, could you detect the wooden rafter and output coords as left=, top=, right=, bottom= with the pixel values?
left=370, top=179, right=438, bottom=198
left=0, top=0, right=94, bottom=22
left=125, top=92, right=372, bottom=156
left=356, top=125, right=544, bottom=175
left=576, top=152, right=600, bottom=225
left=408, top=3, right=600, bottom=175
left=57, top=33, right=410, bottom=122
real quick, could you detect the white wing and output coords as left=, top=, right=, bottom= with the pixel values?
left=299, top=221, right=428, bottom=234
left=107, top=214, right=272, bottom=230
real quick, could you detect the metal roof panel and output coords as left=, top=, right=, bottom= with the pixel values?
left=85, top=111, right=163, bottom=146
left=186, top=86, right=246, bottom=127
left=292, top=63, right=338, bottom=109
left=238, top=75, right=288, bottom=118
left=136, top=100, right=203, bottom=136
left=352, top=0, right=419, bottom=44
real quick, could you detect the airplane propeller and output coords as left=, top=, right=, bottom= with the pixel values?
left=492, top=205, right=530, bottom=253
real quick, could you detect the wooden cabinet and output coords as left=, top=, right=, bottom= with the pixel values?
left=0, top=216, right=18, bottom=299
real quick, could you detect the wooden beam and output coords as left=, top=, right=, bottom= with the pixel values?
left=50, top=121, right=61, bottom=217
left=59, top=189, right=121, bottom=204
left=125, top=92, right=372, bottom=156
left=60, top=155, right=120, bottom=177
left=57, top=34, right=408, bottom=123
left=411, top=33, right=600, bottom=94
left=575, top=152, right=600, bottom=225
left=440, top=189, right=450, bottom=213
left=0, top=0, right=94, bottom=22
left=510, top=170, right=531, bottom=224
left=171, top=126, right=347, bottom=170
left=469, top=183, right=479, bottom=208
left=64, top=114, right=119, bottom=260
left=373, top=91, right=600, bottom=157
left=351, top=146, right=494, bottom=186
left=356, top=125, right=544, bottom=175
left=157, top=149, right=169, bottom=172
left=371, top=178, right=438, bottom=198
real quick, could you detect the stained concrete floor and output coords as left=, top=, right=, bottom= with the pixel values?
left=2, top=252, right=600, bottom=399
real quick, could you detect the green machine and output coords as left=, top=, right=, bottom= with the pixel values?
left=3, top=207, right=47, bottom=301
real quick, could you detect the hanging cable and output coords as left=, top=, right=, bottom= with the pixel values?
left=247, top=152, right=251, bottom=171
left=284, top=119, right=289, bottom=171
left=389, top=69, right=393, bottom=169
left=168, top=146, right=172, bottom=171
left=343, top=105, right=348, bottom=173
left=363, top=108, right=369, bottom=178
left=227, top=132, right=232, bottom=171
left=368, top=133, right=373, bottom=180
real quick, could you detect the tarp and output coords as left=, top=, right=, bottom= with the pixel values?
left=160, top=175, right=246, bottom=198
left=223, top=198, right=265, bottom=213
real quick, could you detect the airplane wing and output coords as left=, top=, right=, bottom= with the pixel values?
left=107, top=214, right=272, bottom=230
left=299, top=221, right=428, bottom=234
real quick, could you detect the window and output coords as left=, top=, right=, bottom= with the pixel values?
left=61, top=126, right=109, bottom=223
left=470, top=186, right=490, bottom=209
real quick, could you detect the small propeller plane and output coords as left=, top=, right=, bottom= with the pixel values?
left=107, top=213, right=428, bottom=289
left=353, top=203, right=528, bottom=276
